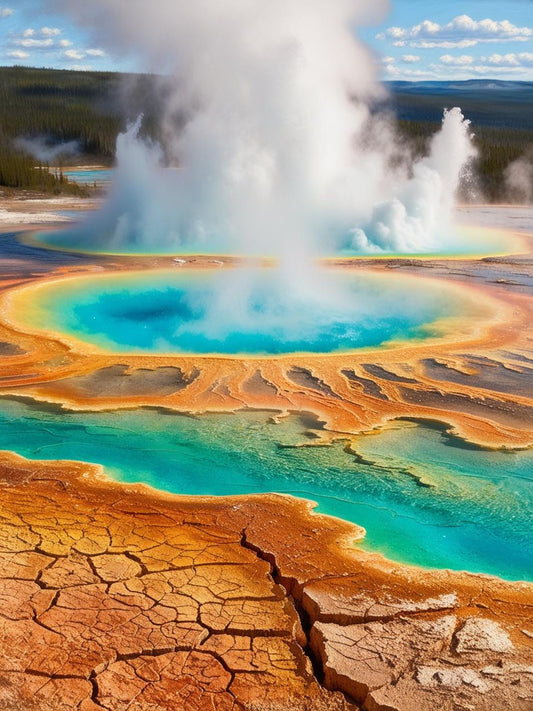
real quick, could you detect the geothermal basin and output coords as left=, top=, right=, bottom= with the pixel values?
left=8, top=267, right=479, bottom=355
left=2, top=258, right=528, bottom=582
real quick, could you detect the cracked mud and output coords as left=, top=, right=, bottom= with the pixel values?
left=0, top=452, right=531, bottom=711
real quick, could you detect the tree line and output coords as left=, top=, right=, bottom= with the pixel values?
left=0, top=65, right=531, bottom=201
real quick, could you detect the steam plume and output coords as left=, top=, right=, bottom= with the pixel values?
left=14, top=137, right=80, bottom=163
left=52, top=0, right=475, bottom=257
left=505, top=154, right=533, bottom=205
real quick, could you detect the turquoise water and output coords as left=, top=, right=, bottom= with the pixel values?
left=34, top=269, right=464, bottom=355
left=64, top=169, right=113, bottom=185
left=0, top=397, right=531, bottom=581
left=33, top=226, right=508, bottom=258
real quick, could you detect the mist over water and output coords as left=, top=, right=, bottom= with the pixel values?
left=32, top=269, right=465, bottom=355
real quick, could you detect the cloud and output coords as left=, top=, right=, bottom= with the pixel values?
left=483, top=52, right=533, bottom=67
left=379, top=14, right=532, bottom=48
left=382, top=56, right=395, bottom=64
left=440, top=54, right=475, bottom=66
left=41, top=27, right=62, bottom=37
left=0, top=7, right=12, bottom=17
left=387, top=66, right=439, bottom=79
left=64, top=49, right=85, bottom=60
left=429, top=61, right=532, bottom=77
left=6, top=50, right=29, bottom=59
left=15, top=38, right=55, bottom=48
left=435, top=52, right=533, bottom=71
left=406, top=40, right=479, bottom=50
left=14, top=27, right=62, bottom=49
left=460, top=64, right=530, bottom=75
left=6, top=24, right=107, bottom=66
left=401, top=54, right=420, bottom=64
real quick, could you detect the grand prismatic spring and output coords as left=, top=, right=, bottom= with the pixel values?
left=0, top=2, right=532, bottom=711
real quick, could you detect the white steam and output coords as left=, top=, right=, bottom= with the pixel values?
left=52, top=0, right=476, bottom=258
left=505, top=155, right=533, bottom=205
left=15, top=136, right=80, bottom=163
left=347, top=108, right=477, bottom=253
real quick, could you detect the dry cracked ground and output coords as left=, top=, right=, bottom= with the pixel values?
left=0, top=452, right=531, bottom=711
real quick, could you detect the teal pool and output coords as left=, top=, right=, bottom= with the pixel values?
left=27, top=269, right=467, bottom=355
left=32, top=221, right=512, bottom=258
left=0, top=398, right=531, bottom=581
left=63, top=168, right=113, bottom=185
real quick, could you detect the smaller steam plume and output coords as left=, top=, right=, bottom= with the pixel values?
left=346, top=108, right=476, bottom=253
left=505, top=154, right=533, bottom=205
left=14, top=137, right=80, bottom=163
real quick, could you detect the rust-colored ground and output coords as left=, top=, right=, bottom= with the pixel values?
left=1, top=451, right=531, bottom=711
left=1, top=252, right=532, bottom=448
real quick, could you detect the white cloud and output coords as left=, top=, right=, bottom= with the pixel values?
left=428, top=60, right=533, bottom=78
left=395, top=67, right=438, bottom=79
left=6, top=50, right=29, bottom=59
left=382, top=56, right=395, bottom=64
left=69, top=64, right=93, bottom=71
left=483, top=52, right=533, bottom=67
left=64, top=49, right=85, bottom=60
left=6, top=25, right=107, bottom=66
left=408, top=40, right=478, bottom=50
left=15, top=38, right=54, bottom=48
left=379, top=14, right=532, bottom=48
left=401, top=54, right=420, bottom=64
left=459, top=64, right=529, bottom=75
left=40, top=27, right=61, bottom=37
left=440, top=54, right=475, bottom=66
left=0, top=7, right=12, bottom=17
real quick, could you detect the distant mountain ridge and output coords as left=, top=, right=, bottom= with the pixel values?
left=385, top=80, right=533, bottom=130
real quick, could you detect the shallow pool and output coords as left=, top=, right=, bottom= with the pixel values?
left=63, top=168, right=114, bottom=185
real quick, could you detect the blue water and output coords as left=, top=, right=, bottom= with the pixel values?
left=34, top=269, right=464, bottom=355
left=0, top=398, right=531, bottom=581
left=33, top=224, right=508, bottom=258
left=64, top=169, right=113, bottom=185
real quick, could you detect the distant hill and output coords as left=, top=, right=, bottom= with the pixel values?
left=385, top=80, right=533, bottom=131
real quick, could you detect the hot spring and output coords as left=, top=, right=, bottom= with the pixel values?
left=12, top=267, right=474, bottom=355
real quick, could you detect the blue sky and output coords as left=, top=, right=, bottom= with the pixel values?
left=0, top=0, right=532, bottom=80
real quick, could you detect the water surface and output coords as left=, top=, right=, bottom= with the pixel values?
left=0, top=398, right=530, bottom=581
left=63, top=168, right=114, bottom=185
left=24, top=269, right=468, bottom=355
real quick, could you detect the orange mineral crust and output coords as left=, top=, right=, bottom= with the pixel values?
left=0, top=255, right=532, bottom=448
left=0, top=451, right=531, bottom=711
